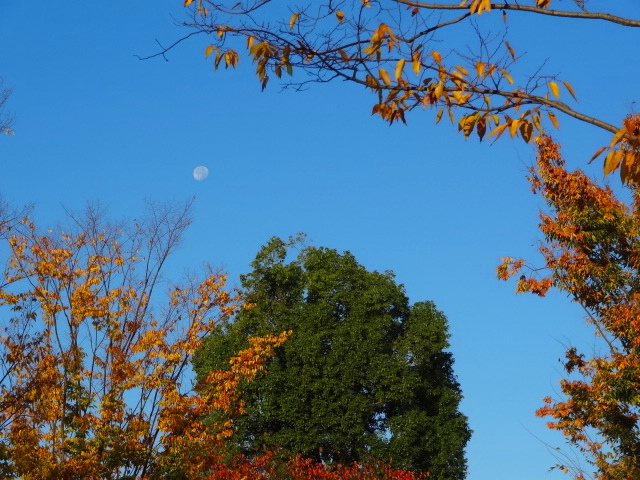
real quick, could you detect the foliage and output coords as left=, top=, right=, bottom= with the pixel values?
left=0, top=201, right=287, bottom=479
left=159, top=1, right=640, bottom=181
left=193, top=236, right=470, bottom=479
left=498, top=135, right=640, bottom=480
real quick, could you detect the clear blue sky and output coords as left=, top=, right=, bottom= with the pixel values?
left=1, top=2, right=639, bottom=479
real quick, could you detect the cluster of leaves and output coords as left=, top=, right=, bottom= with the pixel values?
left=194, top=236, right=470, bottom=480
left=498, top=136, right=640, bottom=479
left=172, top=451, right=427, bottom=480
left=0, top=201, right=287, bottom=479
left=169, top=0, right=640, bottom=177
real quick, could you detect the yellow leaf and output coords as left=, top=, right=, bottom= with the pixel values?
left=475, top=62, right=485, bottom=78
left=435, top=108, right=444, bottom=124
left=431, top=51, right=442, bottom=64
left=204, top=45, right=214, bottom=58
left=604, top=150, right=622, bottom=177
left=246, top=36, right=255, bottom=48
left=478, top=0, right=492, bottom=14
left=434, top=80, right=444, bottom=99
left=500, top=68, right=514, bottom=85
left=184, top=0, right=194, bottom=6
left=563, top=81, right=578, bottom=101
left=532, top=114, right=542, bottom=132
left=609, top=126, right=628, bottom=148
left=361, top=0, right=371, bottom=6
left=336, top=11, right=345, bottom=23
left=547, top=111, right=559, bottom=129
left=548, top=81, right=560, bottom=99
left=412, top=51, right=422, bottom=75
left=459, top=114, right=478, bottom=138
left=454, top=65, right=469, bottom=77
left=487, top=123, right=509, bottom=141
left=379, top=68, right=391, bottom=86
left=509, top=119, right=520, bottom=138
left=588, top=146, right=607, bottom=164
left=394, top=59, right=406, bottom=81
left=289, top=12, right=300, bottom=30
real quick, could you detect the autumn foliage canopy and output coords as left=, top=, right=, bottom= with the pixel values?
left=0, top=201, right=429, bottom=479
left=498, top=134, right=640, bottom=480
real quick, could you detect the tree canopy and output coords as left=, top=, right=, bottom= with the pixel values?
left=193, top=236, right=471, bottom=479
left=499, top=135, right=640, bottom=480
left=0, top=200, right=292, bottom=479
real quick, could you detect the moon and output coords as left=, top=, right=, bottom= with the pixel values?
left=193, top=166, right=209, bottom=181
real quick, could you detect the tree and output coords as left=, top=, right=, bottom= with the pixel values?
left=498, top=129, right=640, bottom=480
left=0, top=200, right=289, bottom=479
left=150, top=1, right=640, bottom=181
left=193, top=236, right=471, bottom=479
left=0, top=79, right=14, bottom=135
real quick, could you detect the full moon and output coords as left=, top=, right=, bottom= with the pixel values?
left=193, top=166, right=209, bottom=181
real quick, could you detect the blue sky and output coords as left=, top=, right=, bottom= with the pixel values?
left=2, top=2, right=640, bottom=479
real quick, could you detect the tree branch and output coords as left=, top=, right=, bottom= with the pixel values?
left=394, top=1, right=640, bottom=28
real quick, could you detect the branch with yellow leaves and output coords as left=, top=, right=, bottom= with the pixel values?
left=394, top=1, right=640, bottom=28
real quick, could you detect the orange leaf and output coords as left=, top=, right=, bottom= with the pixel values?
left=604, top=150, right=622, bottom=177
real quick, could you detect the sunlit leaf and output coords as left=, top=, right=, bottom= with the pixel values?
left=563, top=81, right=578, bottom=101
left=379, top=68, right=391, bottom=86
left=604, top=150, right=622, bottom=177
left=609, top=126, right=628, bottom=148
left=548, top=81, right=560, bottom=99
left=395, top=59, right=406, bottom=81
left=431, top=51, right=442, bottom=64
left=204, top=45, right=214, bottom=58
left=547, top=111, right=559, bottom=129
left=289, top=12, right=300, bottom=30
left=500, top=68, right=514, bottom=85
left=336, top=11, right=345, bottom=23
left=588, top=146, right=607, bottom=164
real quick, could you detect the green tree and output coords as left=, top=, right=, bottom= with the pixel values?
left=193, top=236, right=471, bottom=479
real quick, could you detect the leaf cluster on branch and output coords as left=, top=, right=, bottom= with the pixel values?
left=149, top=0, right=640, bottom=181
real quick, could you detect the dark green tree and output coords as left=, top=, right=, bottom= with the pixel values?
left=193, top=236, right=471, bottom=479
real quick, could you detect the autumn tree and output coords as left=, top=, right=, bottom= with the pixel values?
left=141, top=0, right=640, bottom=181
left=193, top=236, right=470, bottom=479
left=498, top=126, right=640, bottom=480
left=0, top=199, right=289, bottom=479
